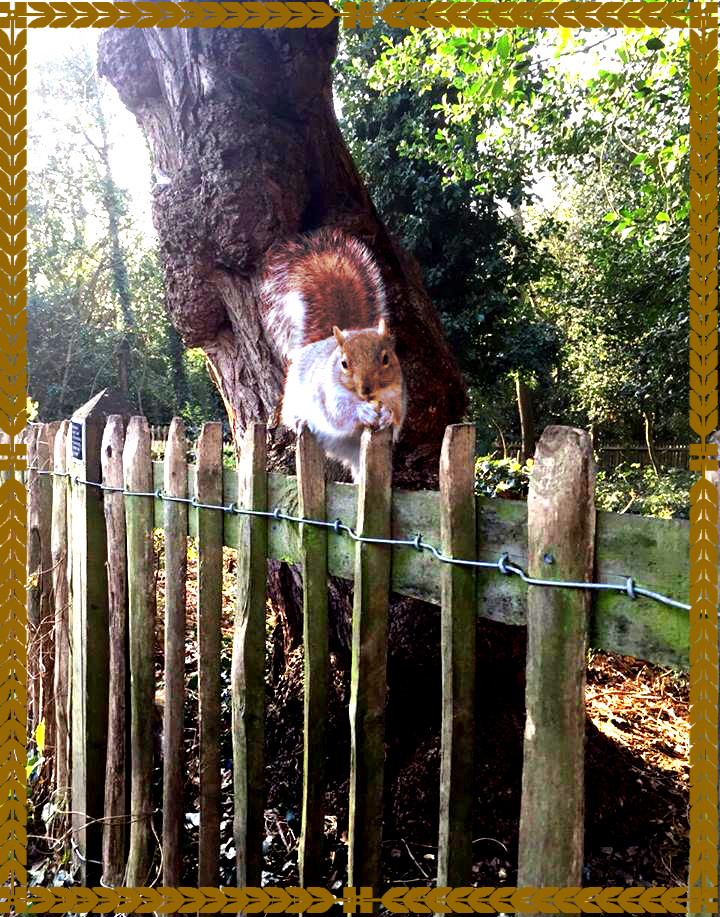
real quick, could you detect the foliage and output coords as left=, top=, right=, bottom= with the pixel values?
left=26, top=721, right=45, bottom=785
left=595, top=463, right=691, bottom=520
left=474, top=455, right=533, bottom=500
left=28, top=40, right=223, bottom=425
left=335, top=28, right=561, bottom=401
left=335, top=27, right=689, bottom=445
left=475, top=453, right=690, bottom=520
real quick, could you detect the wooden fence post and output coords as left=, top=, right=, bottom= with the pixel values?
left=232, top=422, right=267, bottom=889
left=297, top=428, right=328, bottom=887
left=197, top=422, right=224, bottom=887
left=26, top=424, right=40, bottom=734
left=518, top=426, right=595, bottom=889
left=101, top=416, right=128, bottom=886
left=51, top=421, right=70, bottom=818
left=38, top=422, right=60, bottom=778
left=67, top=410, right=109, bottom=884
left=163, top=418, right=188, bottom=891
left=123, top=416, right=156, bottom=887
left=437, top=423, right=477, bottom=888
left=348, top=427, right=393, bottom=892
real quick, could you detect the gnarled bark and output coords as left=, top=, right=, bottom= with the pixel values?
left=97, top=25, right=466, bottom=456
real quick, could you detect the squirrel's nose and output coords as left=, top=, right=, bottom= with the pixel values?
left=361, top=384, right=371, bottom=398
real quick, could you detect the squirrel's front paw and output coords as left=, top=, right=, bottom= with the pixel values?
left=356, top=401, right=380, bottom=427
left=376, top=404, right=394, bottom=429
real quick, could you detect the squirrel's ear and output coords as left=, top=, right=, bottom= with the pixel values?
left=378, top=317, right=394, bottom=341
left=333, top=326, right=346, bottom=347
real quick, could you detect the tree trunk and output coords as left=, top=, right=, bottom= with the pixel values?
left=516, top=378, right=536, bottom=463
left=643, top=410, right=660, bottom=475
left=97, top=27, right=466, bottom=461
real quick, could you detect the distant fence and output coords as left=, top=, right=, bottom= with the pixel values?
left=502, top=441, right=689, bottom=470
left=23, top=417, right=689, bottom=893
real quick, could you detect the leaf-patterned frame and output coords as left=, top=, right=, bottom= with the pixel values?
left=1, top=2, right=714, bottom=912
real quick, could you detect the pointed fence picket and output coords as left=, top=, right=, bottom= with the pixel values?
left=348, top=427, right=393, bottom=889
left=31, top=415, right=690, bottom=893
left=162, top=418, right=188, bottom=892
left=297, top=428, right=329, bottom=887
left=101, top=415, right=128, bottom=886
left=124, top=417, right=155, bottom=887
left=232, top=422, right=268, bottom=888
left=197, top=422, right=224, bottom=887
left=51, top=421, right=70, bottom=818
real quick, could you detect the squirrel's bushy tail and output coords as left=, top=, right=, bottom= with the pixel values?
left=260, top=228, right=387, bottom=362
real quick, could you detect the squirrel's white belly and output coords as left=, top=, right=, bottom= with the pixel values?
left=281, top=354, right=365, bottom=475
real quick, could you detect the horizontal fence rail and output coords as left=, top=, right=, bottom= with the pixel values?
left=33, top=468, right=690, bottom=616
left=32, top=467, right=690, bottom=671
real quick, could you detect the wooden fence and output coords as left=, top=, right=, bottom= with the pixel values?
left=25, top=416, right=690, bottom=894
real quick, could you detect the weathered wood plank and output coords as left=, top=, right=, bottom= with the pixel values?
left=348, top=427, right=393, bottom=891
left=68, top=412, right=109, bottom=884
left=162, top=418, right=188, bottom=892
left=197, top=422, right=224, bottom=887
left=475, top=496, right=527, bottom=625
left=296, top=429, right=328, bottom=887
left=518, top=426, right=596, bottom=888
left=123, top=416, right=156, bottom=887
left=51, top=421, right=70, bottom=818
left=592, top=511, right=689, bottom=667
left=437, top=424, right=477, bottom=888
left=231, top=423, right=268, bottom=888
left=152, top=463, right=690, bottom=669
left=38, top=422, right=60, bottom=780
left=26, top=424, right=41, bottom=734
left=100, top=416, right=128, bottom=887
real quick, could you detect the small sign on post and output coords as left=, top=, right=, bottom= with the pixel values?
left=71, top=421, right=84, bottom=462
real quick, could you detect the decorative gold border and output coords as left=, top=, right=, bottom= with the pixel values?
left=5, top=2, right=714, bottom=912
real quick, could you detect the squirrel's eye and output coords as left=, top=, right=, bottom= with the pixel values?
left=341, top=358, right=348, bottom=370
left=382, top=352, right=389, bottom=366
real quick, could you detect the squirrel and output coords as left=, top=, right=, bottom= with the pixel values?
left=261, top=228, right=406, bottom=479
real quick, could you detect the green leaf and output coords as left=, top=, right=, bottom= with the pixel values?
left=466, top=79, right=486, bottom=98
left=35, top=720, right=46, bottom=755
left=656, top=211, right=671, bottom=222
left=496, top=33, right=511, bottom=62
left=645, top=37, right=665, bottom=51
